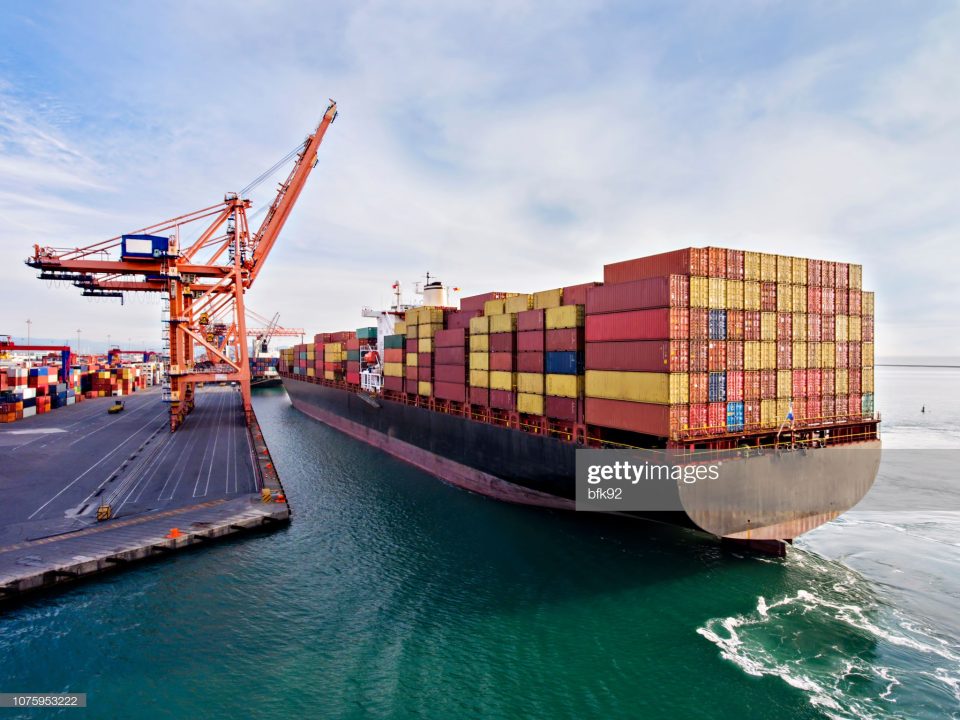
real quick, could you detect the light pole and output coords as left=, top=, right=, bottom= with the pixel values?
left=26, top=319, right=31, bottom=345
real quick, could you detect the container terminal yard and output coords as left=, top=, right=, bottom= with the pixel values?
left=0, top=102, right=339, bottom=601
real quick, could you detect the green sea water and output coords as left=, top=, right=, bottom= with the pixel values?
left=1, top=368, right=958, bottom=719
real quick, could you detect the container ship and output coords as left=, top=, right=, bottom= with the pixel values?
left=279, top=248, right=880, bottom=555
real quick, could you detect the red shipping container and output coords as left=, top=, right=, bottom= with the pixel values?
left=848, top=393, right=861, bottom=417
left=835, top=288, right=848, bottom=315
left=383, top=376, right=404, bottom=393
left=418, top=366, right=432, bottom=381
left=822, top=287, right=836, bottom=315
left=744, top=370, right=760, bottom=401
left=586, top=275, right=689, bottom=314
left=727, top=249, right=745, bottom=280
left=347, top=361, right=360, bottom=373
left=434, top=381, right=466, bottom=403
left=461, top=292, right=511, bottom=313
left=863, top=316, right=874, bottom=342
left=707, top=247, right=728, bottom=278
left=690, top=308, right=709, bottom=339
left=346, top=372, right=360, bottom=385
left=849, top=342, right=861, bottom=368
left=744, top=401, right=760, bottom=430
left=761, top=282, right=777, bottom=311
left=849, top=289, right=861, bottom=315
left=434, top=346, right=466, bottom=365
left=807, top=369, right=822, bottom=396
left=727, top=371, right=744, bottom=401
left=835, top=394, right=849, bottom=420
left=823, top=394, right=836, bottom=421
left=822, top=369, right=835, bottom=395
left=434, top=365, right=466, bottom=383
left=585, top=398, right=688, bottom=439
left=689, top=340, right=708, bottom=372
left=836, top=341, right=849, bottom=368
left=822, top=314, right=835, bottom=342
left=603, top=248, right=708, bottom=284
left=727, top=341, right=744, bottom=370
left=445, top=310, right=482, bottom=330
left=761, top=370, right=776, bottom=399
left=689, top=403, right=708, bottom=436
left=517, top=330, right=544, bottom=353
left=585, top=340, right=688, bottom=372
left=585, top=308, right=688, bottom=341
left=489, top=352, right=514, bottom=371
left=689, top=372, right=708, bottom=404
left=346, top=338, right=360, bottom=351
left=545, top=396, right=579, bottom=422
left=490, top=390, right=516, bottom=410
left=488, top=333, right=513, bottom=353
left=744, top=311, right=761, bottom=341
left=418, top=352, right=433, bottom=368
left=385, top=348, right=404, bottom=363
left=708, top=340, right=726, bottom=371
left=406, top=339, right=419, bottom=353
left=808, top=259, right=822, bottom=286
left=324, top=361, right=340, bottom=371
left=793, top=398, right=807, bottom=424
left=518, top=309, right=545, bottom=331
left=823, top=261, right=837, bottom=287
left=777, top=341, right=792, bottom=368
left=708, top=402, right=726, bottom=433
left=406, top=367, right=418, bottom=381
left=405, top=378, right=417, bottom=394
left=777, top=312, right=792, bottom=340
left=562, top=282, right=602, bottom=306
left=469, top=387, right=489, bottom=406
left=807, top=286, right=822, bottom=314
left=806, top=395, right=822, bottom=424
left=727, top=309, right=744, bottom=340
left=807, top=313, right=822, bottom=342
left=545, top=328, right=582, bottom=352
left=849, top=368, right=861, bottom=394
left=517, top=352, right=545, bottom=372
left=435, top=328, right=466, bottom=347
left=836, top=262, right=849, bottom=289
left=792, top=369, right=807, bottom=398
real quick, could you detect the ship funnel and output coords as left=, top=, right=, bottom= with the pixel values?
left=423, top=279, right=447, bottom=307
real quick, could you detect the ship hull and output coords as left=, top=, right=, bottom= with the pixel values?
left=281, top=377, right=879, bottom=547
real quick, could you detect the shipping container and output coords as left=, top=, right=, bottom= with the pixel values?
left=689, top=340, right=708, bottom=372
left=517, top=352, right=545, bottom=373
left=545, top=396, right=579, bottom=422
left=517, top=392, right=544, bottom=415
left=546, top=374, right=583, bottom=398
left=545, top=328, right=582, bottom=352
left=533, top=288, right=563, bottom=310
left=517, top=330, right=545, bottom=353
left=518, top=309, right=545, bottom=332
left=586, top=275, right=688, bottom=314
left=545, top=351, right=581, bottom=375
left=584, top=308, right=688, bottom=341
left=585, top=340, right=687, bottom=372
left=546, top=305, right=585, bottom=330
left=708, top=246, right=728, bottom=278
left=585, top=398, right=688, bottom=439
left=585, top=371, right=688, bottom=405
left=690, top=308, right=709, bottom=339
left=603, top=248, right=708, bottom=283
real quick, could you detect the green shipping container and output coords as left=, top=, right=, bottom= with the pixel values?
left=357, top=326, right=377, bottom=341
left=347, top=349, right=361, bottom=361
left=384, top=334, right=405, bottom=349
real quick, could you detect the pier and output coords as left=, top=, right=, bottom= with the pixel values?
left=0, top=386, right=288, bottom=601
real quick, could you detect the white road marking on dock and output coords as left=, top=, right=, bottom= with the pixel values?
left=194, top=391, right=228, bottom=498
left=1, top=428, right=67, bottom=435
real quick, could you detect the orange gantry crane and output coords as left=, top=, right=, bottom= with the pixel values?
left=26, top=101, right=338, bottom=430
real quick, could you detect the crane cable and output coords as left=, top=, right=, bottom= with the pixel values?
left=240, top=141, right=308, bottom=197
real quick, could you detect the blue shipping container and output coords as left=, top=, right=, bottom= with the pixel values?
left=862, top=393, right=874, bottom=415
left=545, top=351, right=581, bottom=375
left=708, top=371, right=726, bottom=403
left=726, top=401, right=745, bottom=432
left=708, top=309, right=727, bottom=340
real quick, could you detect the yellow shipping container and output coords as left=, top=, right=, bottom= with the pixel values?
left=744, top=341, right=761, bottom=370
left=690, top=277, right=709, bottom=308
left=533, top=288, right=563, bottom=310
left=791, top=257, right=807, bottom=285
left=777, top=255, right=792, bottom=284
left=850, top=264, right=863, bottom=290
left=489, top=371, right=515, bottom=391
left=863, top=366, right=874, bottom=392
left=793, top=313, right=807, bottom=341
left=791, top=285, right=805, bottom=314
left=383, top=363, right=404, bottom=377
left=484, top=299, right=507, bottom=316
left=863, top=342, right=874, bottom=366
left=835, top=315, right=848, bottom=342
left=517, top=372, right=544, bottom=394
left=419, top=307, right=444, bottom=325
left=504, top=294, right=533, bottom=314
left=469, top=369, right=489, bottom=388
left=404, top=307, right=421, bottom=325
left=822, top=342, right=836, bottom=368
left=760, top=399, right=777, bottom=428
left=469, top=334, right=489, bottom=352
left=760, top=312, right=776, bottom=341
left=777, top=370, right=791, bottom=398
left=418, top=381, right=432, bottom=396
left=324, top=371, right=335, bottom=381
left=407, top=324, right=419, bottom=339
left=326, top=342, right=343, bottom=353
left=469, top=352, right=489, bottom=370
left=777, top=283, right=793, bottom=312
left=743, top=281, right=761, bottom=311
left=419, top=323, right=442, bottom=339
left=760, top=253, right=777, bottom=281
left=760, top=341, right=776, bottom=369
left=395, top=320, right=406, bottom=334
left=777, top=398, right=792, bottom=423
left=306, top=368, right=315, bottom=377
left=546, top=305, right=584, bottom=329
left=517, top=393, right=544, bottom=415
left=490, top=314, right=517, bottom=333
left=708, top=277, right=726, bottom=309
left=807, top=342, right=822, bottom=369
left=418, top=337, right=433, bottom=353
left=546, top=374, right=584, bottom=398
left=862, top=292, right=875, bottom=316
left=584, top=370, right=688, bottom=405
left=744, top=251, right=761, bottom=281
left=849, top=316, right=861, bottom=341
left=725, top=280, right=744, bottom=310
left=469, top=315, right=489, bottom=335
left=406, top=353, right=419, bottom=367
left=793, top=342, right=807, bottom=369
left=836, top=368, right=849, bottom=395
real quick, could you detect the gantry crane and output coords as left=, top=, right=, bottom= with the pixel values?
left=245, top=309, right=304, bottom=359
left=26, top=101, right=337, bottom=430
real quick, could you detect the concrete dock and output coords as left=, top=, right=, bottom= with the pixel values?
left=0, top=385, right=289, bottom=601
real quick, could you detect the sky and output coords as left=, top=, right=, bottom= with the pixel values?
left=0, top=0, right=957, bottom=356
